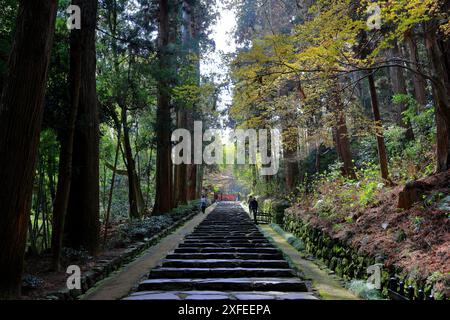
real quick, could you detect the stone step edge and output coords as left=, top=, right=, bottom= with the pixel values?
left=124, top=290, right=318, bottom=300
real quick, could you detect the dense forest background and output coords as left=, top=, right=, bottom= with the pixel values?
left=0, top=0, right=449, bottom=299
left=225, top=0, right=449, bottom=298
left=229, top=0, right=449, bottom=194
left=0, top=0, right=221, bottom=299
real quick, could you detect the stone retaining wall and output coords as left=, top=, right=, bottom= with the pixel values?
left=281, top=209, right=445, bottom=300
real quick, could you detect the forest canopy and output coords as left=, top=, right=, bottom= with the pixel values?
left=0, top=0, right=449, bottom=300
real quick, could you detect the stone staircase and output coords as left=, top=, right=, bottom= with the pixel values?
left=124, top=202, right=316, bottom=300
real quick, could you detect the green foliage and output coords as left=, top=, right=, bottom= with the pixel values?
left=394, top=94, right=435, bottom=137
left=356, top=106, right=435, bottom=182
left=116, top=203, right=196, bottom=245
left=347, top=280, right=383, bottom=300
left=425, top=272, right=447, bottom=300
left=61, top=248, right=92, bottom=265
left=119, top=215, right=175, bottom=242
left=390, top=125, right=435, bottom=182
left=229, top=0, right=442, bottom=199
left=0, top=0, right=18, bottom=75
left=22, top=275, right=44, bottom=291
left=298, top=132, right=433, bottom=222
left=27, top=129, right=60, bottom=254
left=423, top=191, right=446, bottom=208
left=299, top=162, right=383, bottom=221
left=410, top=215, right=425, bottom=232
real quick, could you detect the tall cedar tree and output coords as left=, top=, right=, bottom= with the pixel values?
left=0, top=0, right=58, bottom=298
left=64, top=0, right=101, bottom=254
left=153, top=0, right=173, bottom=214
left=424, top=7, right=450, bottom=172
left=51, top=0, right=83, bottom=271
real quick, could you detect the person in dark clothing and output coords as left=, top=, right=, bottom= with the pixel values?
left=201, top=195, right=207, bottom=213
left=249, top=197, right=259, bottom=224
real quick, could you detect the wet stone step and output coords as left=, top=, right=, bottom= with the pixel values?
left=125, top=291, right=317, bottom=301
left=195, top=225, right=257, bottom=228
left=186, top=233, right=266, bottom=240
left=192, top=231, right=258, bottom=234
left=148, top=267, right=295, bottom=279
left=193, top=228, right=261, bottom=235
left=178, top=242, right=273, bottom=248
left=138, top=278, right=308, bottom=292
left=161, top=259, right=290, bottom=268
left=196, top=223, right=255, bottom=225
left=126, top=202, right=313, bottom=300
left=196, top=223, right=254, bottom=225
left=189, top=235, right=264, bottom=238
left=173, top=247, right=281, bottom=253
left=184, top=239, right=268, bottom=243
left=166, top=253, right=284, bottom=260
left=183, top=239, right=270, bottom=244
left=186, top=236, right=268, bottom=240
left=185, top=236, right=267, bottom=240
left=197, top=223, right=255, bottom=225
left=186, top=235, right=263, bottom=238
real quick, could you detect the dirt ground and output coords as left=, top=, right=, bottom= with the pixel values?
left=22, top=220, right=138, bottom=299
left=21, top=211, right=197, bottom=299
left=289, top=170, right=450, bottom=296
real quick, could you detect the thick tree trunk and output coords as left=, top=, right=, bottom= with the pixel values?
left=335, top=113, right=355, bottom=178
left=183, top=0, right=200, bottom=203
left=173, top=0, right=191, bottom=206
left=0, top=46, right=8, bottom=95
left=185, top=104, right=197, bottom=202
left=0, top=74, right=4, bottom=98
left=186, top=110, right=197, bottom=201
left=195, top=164, right=203, bottom=199
left=175, top=111, right=188, bottom=205
left=368, top=73, right=390, bottom=182
left=0, top=0, right=57, bottom=298
left=173, top=3, right=187, bottom=207
left=282, top=125, right=299, bottom=192
left=189, top=1, right=201, bottom=202
left=145, top=148, right=154, bottom=208
left=388, top=42, right=415, bottom=141
left=315, top=142, right=321, bottom=173
left=51, top=20, right=82, bottom=271
left=334, top=88, right=356, bottom=179
left=121, top=107, right=145, bottom=219
left=424, top=23, right=450, bottom=172
left=65, top=0, right=100, bottom=254
left=153, top=0, right=173, bottom=214
left=284, top=147, right=299, bottom=192
left=187, top=164, right=197, bottom=200
left=434, top=107, right=450, bottom=172
left=404, top=30, right=428, bottom=107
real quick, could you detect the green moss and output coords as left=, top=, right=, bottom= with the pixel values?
left=347, top=280, right=383, bottom=300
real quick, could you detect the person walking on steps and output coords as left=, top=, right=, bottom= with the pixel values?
left=200, top=195, right=208, bottom=213
left=249, top=196, right=259, bottom=224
